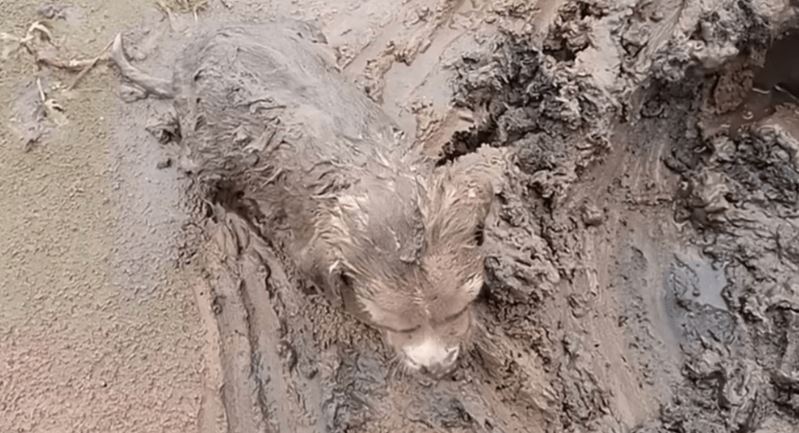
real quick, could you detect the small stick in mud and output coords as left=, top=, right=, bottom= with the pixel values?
left=3, top=20, right=115, bottom=90
left=156, top=0, right=208, bottom=27
left=155, top=1, right=179, bottom=32
left=36, top=56, right=96, bottom=71
left=21, top=77, right=67, bottom=152
left=66, top=39, right=115, bottom=91
left=35, top=77, right=65, bottom=125
left=1, top=21, right=52, bottom=58
left=109, top=34, right=174, bottom=98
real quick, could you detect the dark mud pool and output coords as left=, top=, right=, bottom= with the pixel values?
left=3, top=0, right=799, bottom=432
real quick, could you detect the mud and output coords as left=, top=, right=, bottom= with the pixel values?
left=3, top=0, right=799, bottom=432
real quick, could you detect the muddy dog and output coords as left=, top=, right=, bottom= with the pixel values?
left=111, top=20, right=506, bottom=376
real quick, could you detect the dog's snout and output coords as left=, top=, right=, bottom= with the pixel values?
left=404, top=341, right=460, bottom=377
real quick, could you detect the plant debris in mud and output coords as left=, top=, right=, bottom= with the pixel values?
left=3, top=19, right=117, bottom=150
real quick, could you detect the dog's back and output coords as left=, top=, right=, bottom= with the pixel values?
left=171, top=23, right=415, bottom=186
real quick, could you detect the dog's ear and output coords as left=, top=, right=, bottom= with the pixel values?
left=295, top=197, right=354, bottom=311
left=327, top=260, right=352, bottom=306
left=423, top=146, right=507, bottom=250
left=327, top=260, right=377, bottom=323
left=310, top=198, right=377, bottom=320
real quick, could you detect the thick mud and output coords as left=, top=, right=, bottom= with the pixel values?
left=181, top=1, right=799, bottom=431
left=442, top=1, right=799, bottom=432
left=3, top=0, right=799, bottom=432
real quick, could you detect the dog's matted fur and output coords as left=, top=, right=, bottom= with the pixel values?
left=111, top=20, right=506, bottom=375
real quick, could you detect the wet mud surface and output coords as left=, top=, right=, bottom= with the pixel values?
left=3, top=0, right=799, bottom=432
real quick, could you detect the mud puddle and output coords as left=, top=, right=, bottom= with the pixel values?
left=669, top=249, right=728, bottom=312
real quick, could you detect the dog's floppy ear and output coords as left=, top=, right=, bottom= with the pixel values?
left=295, top=195, right=353, bottom=310
left=327, top=259, right=353, bottom=305
left=422, top=146, right=507, bottom=249
left=308, top=196, right=378, bottom=321
left=327, top=259, right=377, bottom=323
left=300, top=238, right=364, bottom=318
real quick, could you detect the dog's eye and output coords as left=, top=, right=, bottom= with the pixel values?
left=443, top=305, right=469, bottom=323
left=380, top=324, right=421, bottom=334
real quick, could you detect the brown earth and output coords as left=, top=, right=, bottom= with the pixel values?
left=2, top=1, right=799, bottom=433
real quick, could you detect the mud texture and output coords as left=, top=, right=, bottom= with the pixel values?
left=180, top=1, right=799, bottom=431
left=3, top=0, right=799, bottom=432
left=440, top=1, right=799, bottom=432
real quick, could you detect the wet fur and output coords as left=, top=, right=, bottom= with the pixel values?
left=111, top=20, right=506, bottom=368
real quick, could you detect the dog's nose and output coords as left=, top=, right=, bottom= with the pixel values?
left=404, top=340, right=461, bottom=374
left=419, top=346, right=459, bottom=378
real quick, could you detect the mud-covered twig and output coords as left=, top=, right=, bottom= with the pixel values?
left=191, top=0, right=208, bottom=21
left=156, top=0, right=210, bottom=24
left=176, top=0, right=209, bottom=13
left=35, top=39, right=114, bottom=90
left=66, top=39, right=114, bottom=90
left=155, top=0, right=179, bottom=32
left=109, top=33, right=174, bottom=98
left=36, top=77, right=47, bottom=102
left=36, top=56, right=95, bottom=71
left=22, top=77, right=65, bottom=152
left=4, top=20, right=113, bottom=90
left=1, top=21, right=52, bottom=58
left=36, top=77, right=66, bottom=124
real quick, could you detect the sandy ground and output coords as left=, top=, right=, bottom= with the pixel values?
left=1, top=2, right=205, bottom=432
left=2, top=0, right=799, bottom=432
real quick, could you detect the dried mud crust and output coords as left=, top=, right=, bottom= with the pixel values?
left=120, top=2, right=799, bottom=433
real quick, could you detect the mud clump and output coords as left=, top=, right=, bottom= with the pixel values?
left=662, top=109, right=799, bottom=431
left=445, top=1, right=799, bottom=432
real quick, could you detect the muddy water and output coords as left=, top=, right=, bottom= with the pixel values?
left=2, top=0, right=799, bottom=433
